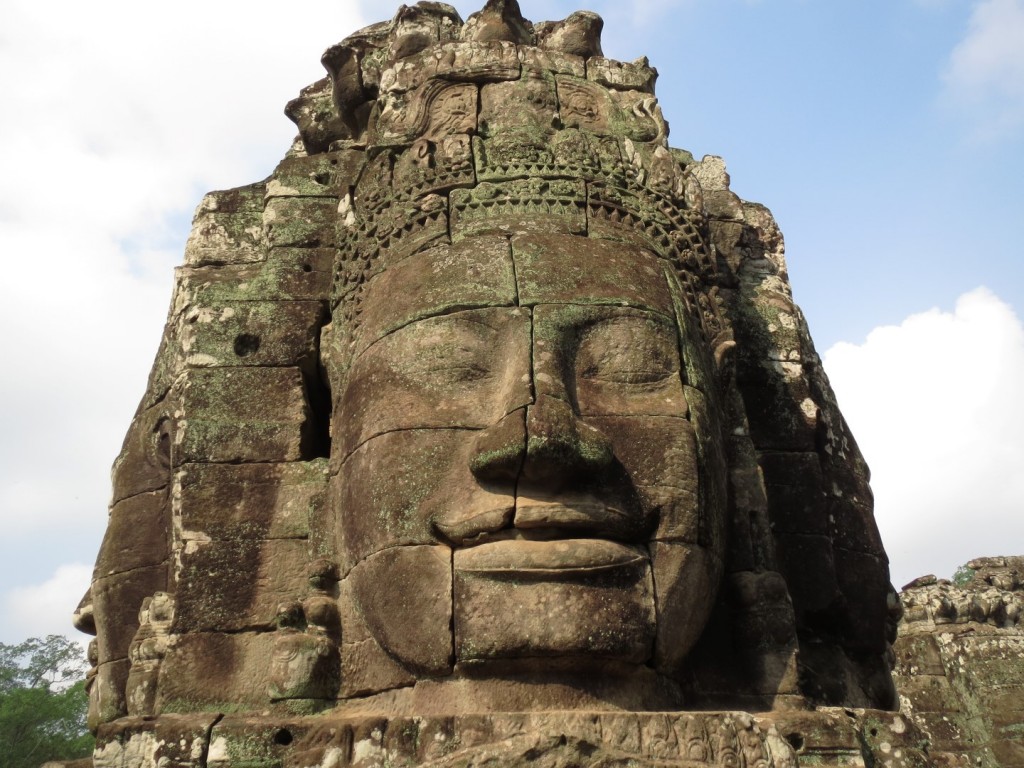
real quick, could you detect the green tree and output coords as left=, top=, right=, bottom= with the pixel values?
left=952, top=564, right=975, bottom=587
left=0, top=635, right=93, bottom=768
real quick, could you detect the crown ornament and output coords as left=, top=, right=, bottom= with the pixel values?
left=285, top=0, right=729, bottom=348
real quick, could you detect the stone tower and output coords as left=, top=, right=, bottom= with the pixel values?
left=71, top=1, right=941, bottom=765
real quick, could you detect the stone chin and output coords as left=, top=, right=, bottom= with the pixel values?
left=347, top=535, right=723, bottom=688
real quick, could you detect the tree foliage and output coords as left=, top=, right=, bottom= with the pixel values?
left=0, top=635, right=93, bottom=768
left=952, top=564, right=975, bottom=587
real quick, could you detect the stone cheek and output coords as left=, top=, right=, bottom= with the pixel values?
left=332, top=428, right=517, bottom=572
left=583, top=416, right=699, bottom=542
left=344, top=545, right=453, bottom=676
left=650, top=542, right=723, bottom=673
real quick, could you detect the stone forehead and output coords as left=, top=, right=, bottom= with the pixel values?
left=350, top=233, right=681, bottom=355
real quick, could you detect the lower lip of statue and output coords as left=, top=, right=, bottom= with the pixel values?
left=455, top=538, right=646, bottom=578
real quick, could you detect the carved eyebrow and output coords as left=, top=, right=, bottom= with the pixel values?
left=578, top=310, right=676, bottom=331
left=426, top=313, right=503, bottom=334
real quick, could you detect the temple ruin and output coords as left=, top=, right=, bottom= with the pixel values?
left=66, top=2, right=1023, bottom=766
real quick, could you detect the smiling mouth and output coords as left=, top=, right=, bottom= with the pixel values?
left=456, top=537, right=647, bottom=578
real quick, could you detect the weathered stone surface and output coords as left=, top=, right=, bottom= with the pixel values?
left=345, top=544, right=453, bottom=676
left=95, top=490, right=170, bottom=577
left=92, top=565, right=168, bottom=665
left=580, top=416, right=697, bottom=545
left=154, top=632, right=278, bottom=712
left=454, top=538, right=655, bottom=663
left=263, top=197, right=339, bottom=248
left=513, top=233, right=675, bottom=314
left=84, top=709, right=940, bottom=767
left=73, top=2, right=1012, bottom=765
left=177, top=247, right=335, bottom=303
left=183, top=185, right=265, bottom=267
left=174, top=367, right=313, bottom=464
left=893, top=558, right=1024, bottom=767
left=333, top=427, right=519, bottom=571
left=174, top=460, right=325, bottom=542
left=110, top=404, right=172, bottom=504
left=349, top=236, right=517, bottom=356
left=173, top=538, right=308, bottom=632
left=450, top=178, right=587, bottom=237
left=87, top=660, right=130, bottom=731
left=94, top=714, right=219, bottom=768
left=178, top=300, right=324, bottom=369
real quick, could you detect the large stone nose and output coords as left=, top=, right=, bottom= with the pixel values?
left=522, top=394, right=613, bottom=486
left=469, top=408, right=527, bottom=484
left=468, top=387, right=615, bottom=489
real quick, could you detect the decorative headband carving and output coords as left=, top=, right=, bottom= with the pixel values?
left=286, top=0, right=730, bottom=347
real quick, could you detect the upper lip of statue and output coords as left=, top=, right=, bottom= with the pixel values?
left=435, top=490, right=642, bottom=547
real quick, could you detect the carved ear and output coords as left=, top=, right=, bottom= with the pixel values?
left=712, top=331, right=737, bottom=385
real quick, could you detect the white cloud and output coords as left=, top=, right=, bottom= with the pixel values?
left=942, top=0, right=1024, bottom=138
left=2, top=563, right=93, bottom=646
left=0, top=0, right=366, bottom=537
left=824, top=287, right=1024, bottom=589
left=0, top=0, right=366, bottom=642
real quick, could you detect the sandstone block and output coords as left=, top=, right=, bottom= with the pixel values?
left=92, top=565, right=168, bottom=664
left=264, top=197, right=339, bottom=248
left=173, top=538, right=309, bottom=632
left=175, top=367, right=312, bottom=464
left=184, top=193, right=265, bottom=266
left=180, top=300, right=323, bottom=369
left=175, top=460, right=325, bottom=541
left=513, top=234, right=673, bottom=314
left=156, top=632, right=276, bottom=712
left=95, top=490, right=170, bottom=577
left=110, top=404, right=172, bottom=504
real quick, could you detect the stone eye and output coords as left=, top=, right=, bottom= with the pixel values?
left=575, top=317, right=678, bottom=384
left=399, top=319, right=494, bottom=383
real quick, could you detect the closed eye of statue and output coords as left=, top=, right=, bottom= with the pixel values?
left=399, top=319, right=497, bottom=383
left=575, top=317, right=679, bottom=385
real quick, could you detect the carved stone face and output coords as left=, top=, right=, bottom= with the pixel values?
left=329, top=231, right=724, bottom=687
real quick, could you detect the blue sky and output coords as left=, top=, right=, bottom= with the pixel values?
left=1, top=0, right=1022, bottom=644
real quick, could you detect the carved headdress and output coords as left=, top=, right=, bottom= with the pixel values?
left=285, top=0, right=730, bottom=358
